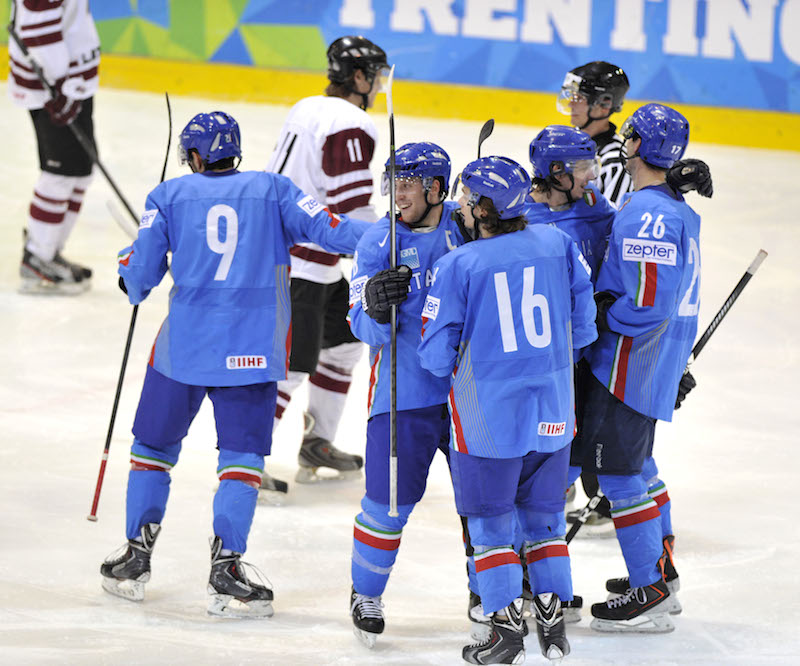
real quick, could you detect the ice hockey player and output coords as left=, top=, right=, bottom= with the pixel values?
left=99, top=111, right=370, bottom=617
left=575, top=103, right=702, bottom=633
left=346, top=142, right=467, bottom=648
left=262, top=36, right=390, bottom=494
left=8, top=0, right=99, bottom=294
left=419, top=156, right=597, bottom=664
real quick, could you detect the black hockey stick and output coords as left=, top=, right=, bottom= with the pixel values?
left=7, top=23, right=140, bottom=229
left=567, top=248, right=768, bottom=541
left=386, top=66, right=400, bottom=518
left=88, top=93, right=172, bottom=522
left=477, top=119, right=494, bottom=158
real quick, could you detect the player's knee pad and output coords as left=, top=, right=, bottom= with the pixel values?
left=319, top=341, right=362, bottom=372
left=467, top=511, right=516, bottom=548
left=216, top=450, right=265, bottom=488
left=359, top=495, right=413, bottom=532
left=130, top=438, right=181, bottom=472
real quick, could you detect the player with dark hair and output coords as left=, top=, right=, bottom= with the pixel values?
left=577, top=103, right=702, bottom=632
left=419, top=156, right=597, bottom=664
left=262, top=36, right=390, bottom=494
left=99, top=111, right=369, bottom=617
left=8, top=0, right=99, bottom=293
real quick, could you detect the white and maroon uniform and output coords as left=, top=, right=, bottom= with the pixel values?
left=9, top=0, right=100, bottom=264
left=266, top=95, right=379, bottom=444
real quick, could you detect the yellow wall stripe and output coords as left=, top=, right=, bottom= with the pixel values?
left=4, top=47, right=798, bottom=152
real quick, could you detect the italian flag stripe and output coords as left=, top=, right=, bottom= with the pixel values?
left=649, top=484, right=670, bottom=507
left=636, top=262, right=658, bottom=307
left=218, top=465, right=263, bottom=485
left=609, top=335, right=633, bottom=401
left=448, top=387, right=468, bottom=454
left=367, top=348, right=382, bottom=413
left=525, top=539, right=569, bottom=564
left=611, top=499, right=661, bottom=529
left=474, top=549, right=520, bottom=573
left=130, top=453, right=172, bottom=471
left=354, top=519, right=401, bottom=551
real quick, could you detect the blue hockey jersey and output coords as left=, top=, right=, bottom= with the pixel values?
left=589, top=184, right=701, bottom=422
left=118, top=169, right=370, bottom=387
left=418, top=225, right=597, bottom=458
left=523, top=183, right=615, bottom=284
left=348, top=202, right=465, bottom=417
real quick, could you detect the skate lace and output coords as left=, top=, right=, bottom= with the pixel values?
left=235, top=558, right=273, bottom=591
left=103, top=542, right=131, bottom=565
left=352, top=593, right=384, bottom=620
left=607, top=586, right=644, bottom=609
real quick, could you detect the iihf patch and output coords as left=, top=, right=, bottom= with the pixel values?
left=140, top=209, right=157, bottom=229
left=538, top=421, right=566, bottom=436
left=297, top=195, right=324, bottom=217
left=226, top=355, right=267, bottom=369
left=349, top=275, right=368, bottom=306
left=422, top=295, right=440, bottom=320
left=400, top=247, right=420, bottom=269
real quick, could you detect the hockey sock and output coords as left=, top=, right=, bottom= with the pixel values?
left=307, top=342, right=361, bottom=441
left=641, top=457, right=673, bottom=537
left=126, top=439, right=179, bottom=540
left=26, top=172, right=76, bottom=261
left=213, top=451, right=264, bottom=553
left=273, top=371, right=305, bottom=430
left=467, top=512, right=523, bottom=614
left=599, top=474, right=663, bottom=588
left=58, top=175, right=93, bottom=250
left=519, top=510, right=572, bottom=602
left=352, top=497, right=412, bottom=598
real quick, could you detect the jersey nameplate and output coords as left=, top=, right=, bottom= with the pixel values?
left=622, top=238, right=677, bottom=266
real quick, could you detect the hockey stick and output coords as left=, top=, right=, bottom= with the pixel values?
left=7, top=23, right=141, bottom=230
left=88, top=93, right=172, bottom=522
left=106, top=200, right=139, bottom=241
left=386, top=65, right=400, bottom=518
left=567, top=248, right=768, bottom=541
left=477, top=119, right=494, bottom=158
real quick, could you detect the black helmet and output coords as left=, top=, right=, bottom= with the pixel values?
left=327, top=36, right=388, bottom=84
left=558, top=61, right=630, bottom=115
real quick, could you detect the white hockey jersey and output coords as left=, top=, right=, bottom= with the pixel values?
left=593, top=123, right=633, bottom=209
left=266, top=95, right=379, bottom=284
left=8, top=0, right=100, bottom=110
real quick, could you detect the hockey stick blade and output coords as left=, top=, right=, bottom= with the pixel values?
left=107, top=200, right=139, bottom=240
left=478, top=119, right=494, bottom=158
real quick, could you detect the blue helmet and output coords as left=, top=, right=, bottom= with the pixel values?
left=457, top=156, right=531, bottom=220
left=621, top=103, right=688, bottom=169
left=178, top=111, right=242, bottom=166
left=382, top=142, right=451, bottom=200
left=529, top=125, right=598, bottom=180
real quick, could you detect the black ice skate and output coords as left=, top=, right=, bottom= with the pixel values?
left=20, top=247, right=89, bottom=295
left=463, top=597, right=525, bottom=665
left=258, top=469, right=289, bottom=506
left=469, top=591, right=530, bottom=641
left=350, top=586, right=384, bottom=648
left=100, top=523, right=160, bottom=601
left=605, top=535, right=681, bottom=614
left=532, top=593, right=570, bottom=663
left=562, top=595, right=583, bottom=624
left=295, top=412, right=363, bottom=483
left=54, top=250, right=93, bottom=280
left=207, top=536, right=274, bottom=619
left=590, top=578, right=674, bottom=633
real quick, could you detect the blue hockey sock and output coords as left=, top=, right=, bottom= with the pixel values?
left=641, top=457, right=673, bottom=538
left=468, top=512, right=522, bottom=614
left=352, top=496, right=412, bottom=598
left=519, top=509, right=572, bottom=601
left=213, top=480, right=258, bottom=554
left=126, top=469, right=170, bottom=540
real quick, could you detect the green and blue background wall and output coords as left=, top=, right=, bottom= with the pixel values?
left=3, top=0, right=799, bottom=150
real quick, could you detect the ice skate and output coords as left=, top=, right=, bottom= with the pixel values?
left=590, top=579, right=674, bottom=633
left=54, top=250, right=93, bottom=280
left=463, top=598, right=525, bottom=665
left=295, top=412, right=363, bottom=483
left=100, top=523, right=160, bottom=601
left=350, top=586, right=384, bottom=648
left=532, top=593, right=570, bottom=663
left=19, top=247, right=89, bottom=295
left=562, top=595, right=582, bottom=624
left=207, top=536, right=274, bottom=619
left=258, top=470, right=289, bottom=506
left=605, top=535, right=681, bottom=614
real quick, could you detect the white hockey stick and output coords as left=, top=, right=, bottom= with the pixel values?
left=107, top=200, right=139, bottom=240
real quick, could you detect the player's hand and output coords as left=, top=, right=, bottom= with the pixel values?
left=44, top=77, right=84, bottom=126
left=594, top=291, right=617, bottom=332
left=362, top=265, right=412, bottom=324
left=674, top=370, right=696, bottom=409
left=667, top=159, right=713, bottom=198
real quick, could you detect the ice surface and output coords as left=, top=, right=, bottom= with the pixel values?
left=1, top=84, right=799, bottom=664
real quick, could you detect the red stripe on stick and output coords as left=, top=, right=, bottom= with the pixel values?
left=612, top=504, right=661, bottom=530
left=354, top=527, right=401, bottom=551
left=612, top=336, right=633, bottom=401
left=475, top=551, right=520, bottom=573
left=525, top=544, right=569, bottom=564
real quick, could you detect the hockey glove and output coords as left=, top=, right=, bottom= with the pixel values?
left=594, top=291, right=617, bottom=333
left=361, top=265, right=412, bottom=324
left=674, top=370, right=696, bottom=410
left=667, top=159, right=713, bottom=198
left=118, top=275, right=128, bottom=295
left=44, top=77, right=84, bottom=126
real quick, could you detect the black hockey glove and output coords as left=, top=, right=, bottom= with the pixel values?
left=118, top=275, right=128, bottom=295
left=667, top=159, right=713, bottom=198
left=594, top=291, right=617, bottom=333
left=362, top=265, right=412, bottom=324
left=674, top=370, right=696, bottom=410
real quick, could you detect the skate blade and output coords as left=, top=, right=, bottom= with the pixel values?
left=18, top=277, right=87, bottom=296
left=207, top=593, right=274, bottom=619
left=590, top=611, right=674, bottom=633
left=562, top=606, right=582, bottom=624
left=544, top=644, right=568, bottom=663
left=101, top=576, right=145, bottom=602
left=295, top=467, right=362, bottom=484
left=469, top=621, right=490, bottom=642
left=353, top=626, right=378, bottom=648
